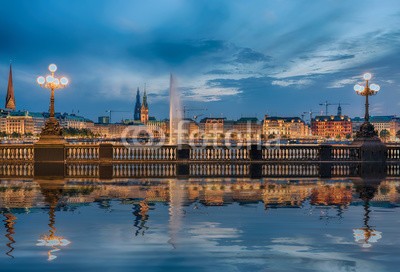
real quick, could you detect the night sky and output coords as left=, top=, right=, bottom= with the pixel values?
left=1, top=0, right=400, bottom=122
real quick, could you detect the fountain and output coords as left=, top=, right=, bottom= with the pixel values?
left=169, top=74, right=183, bottom=145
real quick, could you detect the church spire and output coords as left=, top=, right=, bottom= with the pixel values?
left=142, top=88, right=148, bottom=108
left=134, top=87, right=141, bottom=121
left=140, top=85, right=149, bottom=124
left=5, top=64, right=16, bottom=110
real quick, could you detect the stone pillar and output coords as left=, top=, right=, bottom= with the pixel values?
left=249, top=163, right=262, bottom=179
left=248, top=144, right=262, bottom=161
left=99, top=143, right=114, bottom=180
left=353, top=139, right=387, bottom=163
left=34, top=142, right=66, bottom=178
left=176, top=144, right=190, bottom=160
left=176, top=145, right=190, bottom=178
left=319, top=144, right=332, bottom=161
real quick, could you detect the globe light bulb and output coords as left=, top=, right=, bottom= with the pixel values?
left=48, top=64, right=57, bottom=73
left=354, top=84, right=363, bottom=92
left=370, top=83, right=380, bottom=92
left=363, top=73, right=372, bottom=81
left=37, top=76, right=45, bottom=85
left=46, top=75, right=54, bottom=83
left=60, top=77, right=69, bottom=85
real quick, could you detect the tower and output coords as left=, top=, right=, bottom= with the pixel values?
left=134, top=87, right=141, bottom=121
left=5, top=64, right=16, bottom=110
left=140, top=89, right=149, bottom=124
left=337, top=103, right=342, bottom=116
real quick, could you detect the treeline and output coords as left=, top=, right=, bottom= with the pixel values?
left=62, top=128, right=95, bottom=137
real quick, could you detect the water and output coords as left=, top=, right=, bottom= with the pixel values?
left=0, top=177, right=399, bottom=272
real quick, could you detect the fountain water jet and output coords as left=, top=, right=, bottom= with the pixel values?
left=169, top=74, right=183, bottom=145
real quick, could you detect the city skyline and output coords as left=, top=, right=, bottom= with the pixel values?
left=1, top=0, right=400, bottom=121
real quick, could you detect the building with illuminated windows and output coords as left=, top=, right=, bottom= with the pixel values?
left=311, top=106, right=352, bottom=139
left=263, top=115, right=309, bottom=139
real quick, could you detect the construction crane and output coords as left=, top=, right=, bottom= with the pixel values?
left=182, top=106, right=207, bottom=119
left=106, top=110, right=132, bottom=123
left=319, top=101, right=349, bottom=115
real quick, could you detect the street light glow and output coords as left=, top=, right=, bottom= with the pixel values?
left=37, top=76, right=45, bottom=85
left=48, top=64, right=57, bottom=73
left=354, top=84, right=363, bottom=92
left=60, top=77, right=69, bottom=85
left=370, top=83, right=380, bottom=92
left=46, top=75, right=54, bottom=83
left=363, top=73, right=372, bottom=81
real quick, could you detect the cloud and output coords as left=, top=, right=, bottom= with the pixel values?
left=327, top=76, right=358, bottom=88
left=184, top=87, right=242, bottom=102
left=271, top=79, right=313, bottom=87
left=323, top=54, right=355, bottom=62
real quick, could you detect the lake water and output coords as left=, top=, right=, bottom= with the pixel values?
left=0, top=177, right=399, bottom=272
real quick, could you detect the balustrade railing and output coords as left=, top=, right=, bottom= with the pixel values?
left=1, top=143, right=400, bottom=163
left=331, top=146, right=359, bottom=161
left=262, top=163, right=319, bottom=176
left=0, top=163, right=33, bottom=177
left=113, top=146, right=176, bottom=161
left=190, top=147, right=248, bottom=161
left=387, top=145, right=400, bottom=160
left=66, top=145, right=99, bottom=161
left=262, top=145, right=319, bottom=161
left=66, top=164, right=99, bottom=177
left=113, top=163, right=176, bottom=177
left=0, top=145, right=34, bottom=161
left=190, top=163, right=249, bottom=176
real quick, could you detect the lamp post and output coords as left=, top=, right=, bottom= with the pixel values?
left=354, top=73, right=380, bottom=139
left=36, top=64, right=69, bottom=139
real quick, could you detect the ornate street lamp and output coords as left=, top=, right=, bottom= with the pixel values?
left=36, top=64, right=69, bottom=139
left=354, top=73, right=381, bottom=139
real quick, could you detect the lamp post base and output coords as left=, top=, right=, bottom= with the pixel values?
left=352, top=122, right=386, bottom=162
left=37, top=117, right=66, bottom=144
left=355, top=122, right=379, bottom=140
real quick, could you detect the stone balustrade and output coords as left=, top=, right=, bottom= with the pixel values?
left=190, top=147, right=248, bottom=161
left=387, top=145, right=400, bottom=160
left=262, top=145, right=319, bottom=161
left=0, top=145, right=34, bottom=161
left=66, top=145, right=99, bottom=161
left=0, top=143, right=394, bottom=164
left=113, top=145, right=176, bottom=161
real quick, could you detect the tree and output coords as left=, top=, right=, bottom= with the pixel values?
left=0, top=131, right=7, bottom=138
left=380, top=129, right=390, bottom=142
left=396, top=130, right=400, bottom=140
left=335, top=134, right=341, bottom=140
left=11, top=132, right=21, bottom=138
left=345, top=134, right=352, bottom=140
left=268, top=133, right=276, bottom=139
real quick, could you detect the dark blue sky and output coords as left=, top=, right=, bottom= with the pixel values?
left=1, top=0, right=400, bottom=121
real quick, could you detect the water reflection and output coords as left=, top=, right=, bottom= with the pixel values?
left=0, top=175, right=399, bottom=270
left=3, top=212, right=16, bottom=258
left=35, top=180, right=70, bottom=261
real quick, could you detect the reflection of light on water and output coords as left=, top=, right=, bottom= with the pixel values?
left=36, top=235, right=71, bottom=261
left=168, top=180, right=185, bottom=249
left=353, top=228, right=382, bottom=248
left=37, top=205, right=71, bottom=261
left=353, top=198, right=382, bottom=248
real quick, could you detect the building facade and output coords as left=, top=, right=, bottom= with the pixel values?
left=311, top=115, right=352, bottom=139
left=352, top=116, right=400, bottom=141
left=263, top=115, right=309, bottom=139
